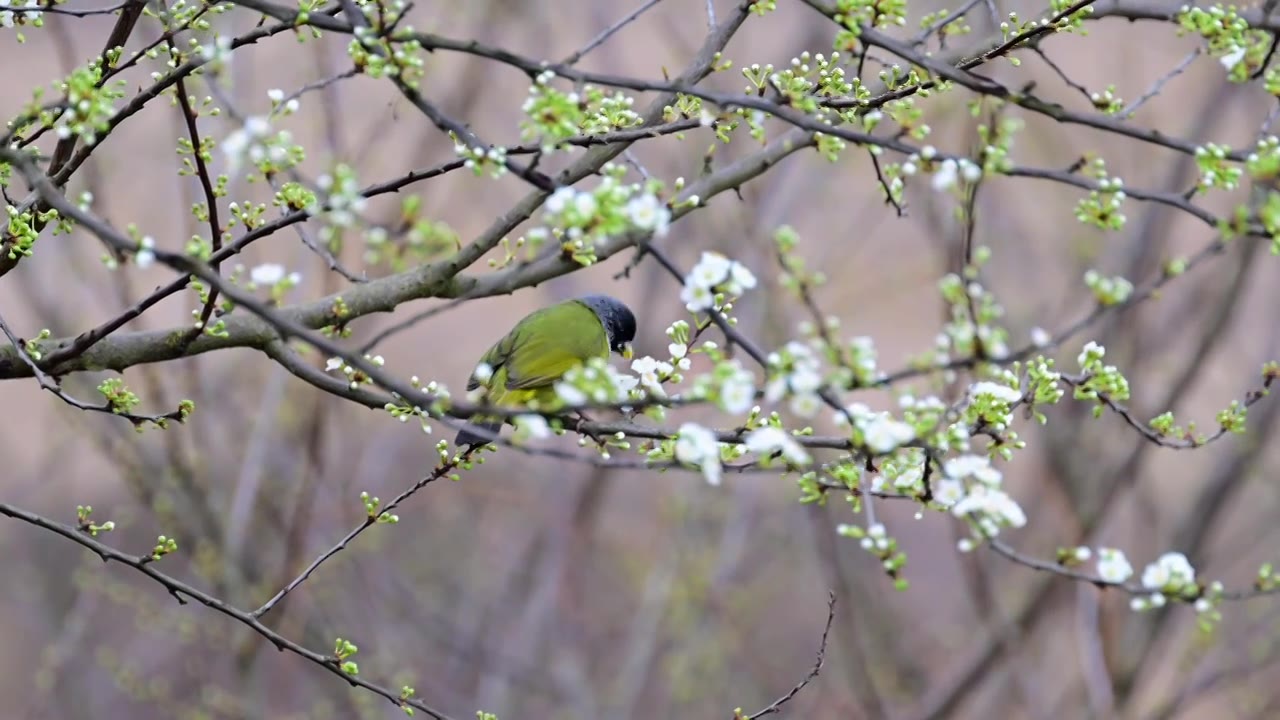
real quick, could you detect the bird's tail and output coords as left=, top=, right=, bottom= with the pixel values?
left=455, top=417, right=502, bottom=446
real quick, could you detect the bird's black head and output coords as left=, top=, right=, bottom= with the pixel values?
left=578, top=294, right=637, bottom=356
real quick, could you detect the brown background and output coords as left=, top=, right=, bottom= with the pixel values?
left=1, top=0, right=1278, bottom=718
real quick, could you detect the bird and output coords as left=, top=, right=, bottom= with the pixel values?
left=453, top=293, right=637, bottom=446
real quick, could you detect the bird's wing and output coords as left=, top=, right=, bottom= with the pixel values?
left=471, top=301, right=609, bottom=392
left=467, top=325, right=524, bottom=391
left=465, top=303, right=605, bottom=391
left=502, top=322, right=607, bottom=390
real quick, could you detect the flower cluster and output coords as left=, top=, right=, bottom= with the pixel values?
left=521, top=71, right=586, bottom=152
left=1089, top=85, right=1123, bottom=114
left=1194, top=143, right=1242, bottom=191
left=680, top=251, right=757, bottom=313
left=743, top=425, right=811, bottom=466
left=1, top=0, right=42, bottom=37
left=963, top=375, right=1023, bottom=433
left=1132, top=552, right=1200, bottom=611
left=454, top=141, right=509, bottom=179
left=764, top=341, right=824, bottom=417
left=630, top=356, right=676, bottom=396
left=899, top=146, right=981, bottom=193
left=665, top=321, right=693, bottom=372
left=1178, top=4, right=1268, bottom=81
left=221, top=115, right=304, bottom=178
left=266, top=88, right=301, bottom=117
left=1073, top=341, right=1132, bottom=417
left=673, top=422, right=724, bottom=485
left=935, top=454, right=1027, bottom=538
left=248, top=262, right=302, bottom=302
left=579, top=87, right=643, bottom=135
left=1096, top=547, right=1134, bottom=583
left=711, top=358, right=756, bottom=415
left=866, top=449, right=928, bottom=495
left=833, top=402, right=918, bottom=455
left=554, top=357, right=640, bottom=407
left=347, top=26, right=426, bottom=84
left=310, top=165, right=368, bottom=242
left=537, top=171, right=672, bottom=265
left=326, top=353, right=385, bottom=391
left=1075, top=176, right=1127, bottom=231
left=50, top=64, right=124, bottom=145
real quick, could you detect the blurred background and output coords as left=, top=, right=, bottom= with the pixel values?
left=2, top=0, right=1280, bottom=718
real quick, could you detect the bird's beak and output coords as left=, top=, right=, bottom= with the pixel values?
left=620, top=342, right=634, bottom=360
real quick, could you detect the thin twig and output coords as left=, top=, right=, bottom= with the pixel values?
left=561, top=0, right=666, bottom=66
left=911, top=0, right=985, bottom=45
left=0, top=309, right=189, bottom=426
left=743, top=591, right=837, bottom=719
left=251, top=446, right=472, bottom=619
left=1119, top=48, right=1201, bottom=118
left=0, top=1, right=130, bottom=15
left=1032, top=45, right=1095, bottom=102
left=0, top=501, right=458, bottom=720
left=279, top=66, right=360, bottom=108
left=358, top=297, right=470, bottom=353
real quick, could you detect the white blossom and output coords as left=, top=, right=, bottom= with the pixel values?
left=970, top=381, right=1022, bottom=404
left=725, top=261, right=757, bottom=294
left=199, top=35, right=232, bottom=65
left=933, top=478, right=965, bottom=507
left=789, top=367, right=822, bottom=395
left=631, top=356, right=672, bottom=395
left=573, top=191, right=597, bottom=218
left=862, top=412, right=916, bottom=454
left=1220, top=45, right=1246, bottom=71
left=626, top=193, right=671, bottom=237
left=1141, top=552, right=1196, bottom=592
left=325, top=357, right=344, bottom=372
left=609, top=369, right=640, bottom=396
left=951, top=484, right=1027, bottom=529
left=675, top=423, right=723, bottom=485
left=893, top=463, right=923, bottom=491
left=932, top=159, right=958, bottom=191
left=1078, top=340, right=1104, bottom=368
left=944, top=454, right=1003, bottom=485
left=221, top=115, right=272, bottom=174
left=788, top=392, right=821, bottom=418
left=719, top=369, right=756, bottom=415
left=680, top=282, right=715, bottom=312
left=689, top=252, right=732, bottom=288
left=0, top=0, right=38, bottom=26
left=681, top=251, right=757, bottom=312
left=545, top=186, right=576, bottom=215
left=135, top=236, right=156, bottom=268
left=1097, top=547, right=1134, bottom=584
left=250, top=263, right=286, bottom=286
left=743, top=426, right=811, bottom=466
left=1030, top=326, right=1051, bottom=348
left=832, top=401, right=874, bottom=428
left=513, top=414, right=551, bottom=440
left=555, top=382, right=587, bottom=406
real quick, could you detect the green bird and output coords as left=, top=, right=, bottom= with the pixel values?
left=454, top=294, right=637, bottom=446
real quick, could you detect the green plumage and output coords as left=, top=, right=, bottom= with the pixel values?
left=455, top=298, right=612, bottom=446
